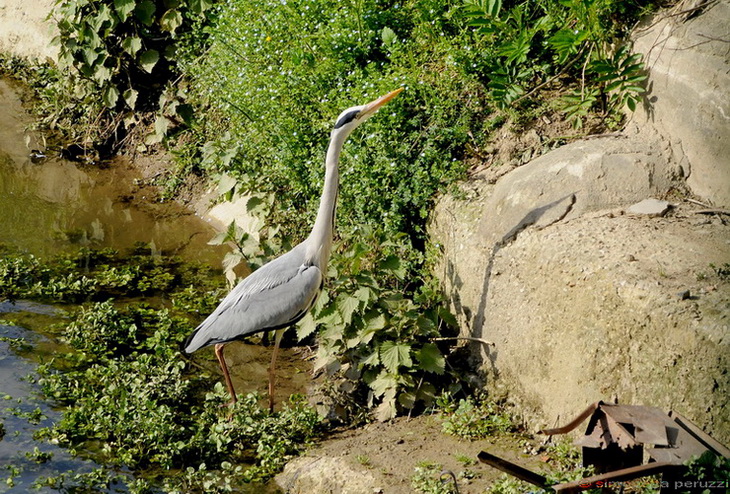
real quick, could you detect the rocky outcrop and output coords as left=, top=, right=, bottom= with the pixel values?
left=632, top=0, right=730, bottom=208
left=429, top=0, right=729, bottom=445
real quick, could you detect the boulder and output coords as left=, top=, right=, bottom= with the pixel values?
left=276, top=456, right=381, bottom=494
left=631, top=0, right=730, bottom=207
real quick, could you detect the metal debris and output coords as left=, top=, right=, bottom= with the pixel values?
left=478, top=401, right=730, bottom=493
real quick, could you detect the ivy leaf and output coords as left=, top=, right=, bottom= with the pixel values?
left=160, top=9, right=183, bottom=33
left=416, top=343, right=445, bottom=375
left=139, top=49, right=159, bottom=73
left=122, top=37, right=142, bottom=57
left=134, top=0, right=156, bottom=26
left=114, top=0, right=135, bottom=20
left=380, top=341, right=411, bottom=373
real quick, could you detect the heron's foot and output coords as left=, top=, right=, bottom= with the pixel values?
left=218, top=399, right=237, bottom=409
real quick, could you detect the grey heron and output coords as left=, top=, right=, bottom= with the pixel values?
left=184, top=88, right=404, bottom=412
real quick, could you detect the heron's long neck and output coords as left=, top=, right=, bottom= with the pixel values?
left=307, top=133, right=344, bottom=268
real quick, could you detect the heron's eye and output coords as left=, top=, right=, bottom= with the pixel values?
left=334, top=110, right=359, bottom=129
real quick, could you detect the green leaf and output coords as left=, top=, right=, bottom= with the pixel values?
left=367, top=370, right=397, bottom=397
left=134, top=0, right=156, bottom=26
left=378, top=255, right=406, bottom=280
left=139, top=49, right=159, bottom=73
left=364, top=311, right=386, bottom=331
left=361, top=349, right=380, bottom=367
left=123, top=88, right=138, bottom=109
left=353, top=286, right=373, bottom=304
left=114, top=0, right=135, bottom=20
left=381, top=27, right=396, bottom=46
left=160, top=9, right=183, bottom=33
left=296, top=312, right=317, bottom=341
left=207, top=230, right=228, bottom=246
left=380, top=341, right=411, bottom=373
left=336, top=293, right=360, bottom=326
left=122, top=37, right=142, bottom=57
left=416, top=343, right=445, bottom=374
left=102, top=85, right=119, bottom=108
left=217, top=174, right=238, bottom=197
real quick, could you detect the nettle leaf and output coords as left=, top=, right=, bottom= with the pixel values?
left=336, top=293, right=360, bottom=326
left=114, top=0, right=135, bottom=20
left=190, top=0, right=213, bottom=15
left=160, top=9, right=183, bottom=33
left=353, top=286, right=373, bottom=304
left=134, top=0, right=156, bottom=26
left=139, top=49, right=159, bottom=73
left=217, top=174, right=237, bottom=197
left=364, top=310, right=386, bottom=331
left=380, top=341, right=412, bottom=373
left=296, top=312, right=317, bottom=341
left=367, top=370, right=397, bottom=397
left=122, top=37, right=142, bottom=57
left=416, top=343, right=445, bottom=374
left=378, top=255, right=406, bottom=280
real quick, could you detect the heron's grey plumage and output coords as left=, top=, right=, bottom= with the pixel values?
left=182, top=88, right=403, bottom=411
left=184, top=243, right=322, bottom=353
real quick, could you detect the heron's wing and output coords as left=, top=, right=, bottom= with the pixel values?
left=184, top=244, right=322, bottom=352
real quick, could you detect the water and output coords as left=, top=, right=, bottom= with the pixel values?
left=0, top=304, right=121, bottom=493
left=0, top=78, right=309, bottom=492
left=0, top=78, right=221, bottom=262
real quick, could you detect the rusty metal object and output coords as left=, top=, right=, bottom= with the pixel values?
left=477, top=451, right=550, bottom=489
left=478, top=402, right=729, bottom=493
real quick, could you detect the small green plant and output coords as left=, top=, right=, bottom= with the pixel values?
left=411, top=462, right=459, bottom=494
left=683, top=451, right=730, bottom=489
left=439, top=394, right=515, bottom=439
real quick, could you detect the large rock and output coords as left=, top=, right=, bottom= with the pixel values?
left=631, top=0, right=730, bottom=207
left=277, top=456, right=381, bottom=494
left=429, top=2, right=730, bottom=445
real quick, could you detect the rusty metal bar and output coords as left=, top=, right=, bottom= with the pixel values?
left=477, top=451, right=550, bottom=489
left=552, top=462, right=680, bottom=493
left=670, top=411, right=730, bottom=458
left=539, top=402, right=602, bottom=436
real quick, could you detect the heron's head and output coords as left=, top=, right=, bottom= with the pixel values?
left=331, top=88, right=404, bottom=139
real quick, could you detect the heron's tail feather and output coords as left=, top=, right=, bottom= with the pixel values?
left=183, top=325, right=209, bottom=354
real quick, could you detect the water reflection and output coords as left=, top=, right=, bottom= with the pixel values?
left=0, top=78, right=223, bottom=264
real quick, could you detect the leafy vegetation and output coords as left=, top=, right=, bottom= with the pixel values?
left=438, top=393, right=515, bottom=439
left=411, top=461, right=461, bottom=494
left=461, top=0, right=650, bottom=126
left=1, top=250, right=321, bottom=491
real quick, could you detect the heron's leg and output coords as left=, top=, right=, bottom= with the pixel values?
left=214, top=343, right=237, bottom=407
left=267, top=329, right=286, bottom=413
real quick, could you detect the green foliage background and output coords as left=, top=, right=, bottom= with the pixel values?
left=184, top=0, right=480, bottom=243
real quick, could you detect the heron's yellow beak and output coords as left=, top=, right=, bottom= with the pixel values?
left=360, top=87, right=404, bottom=118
